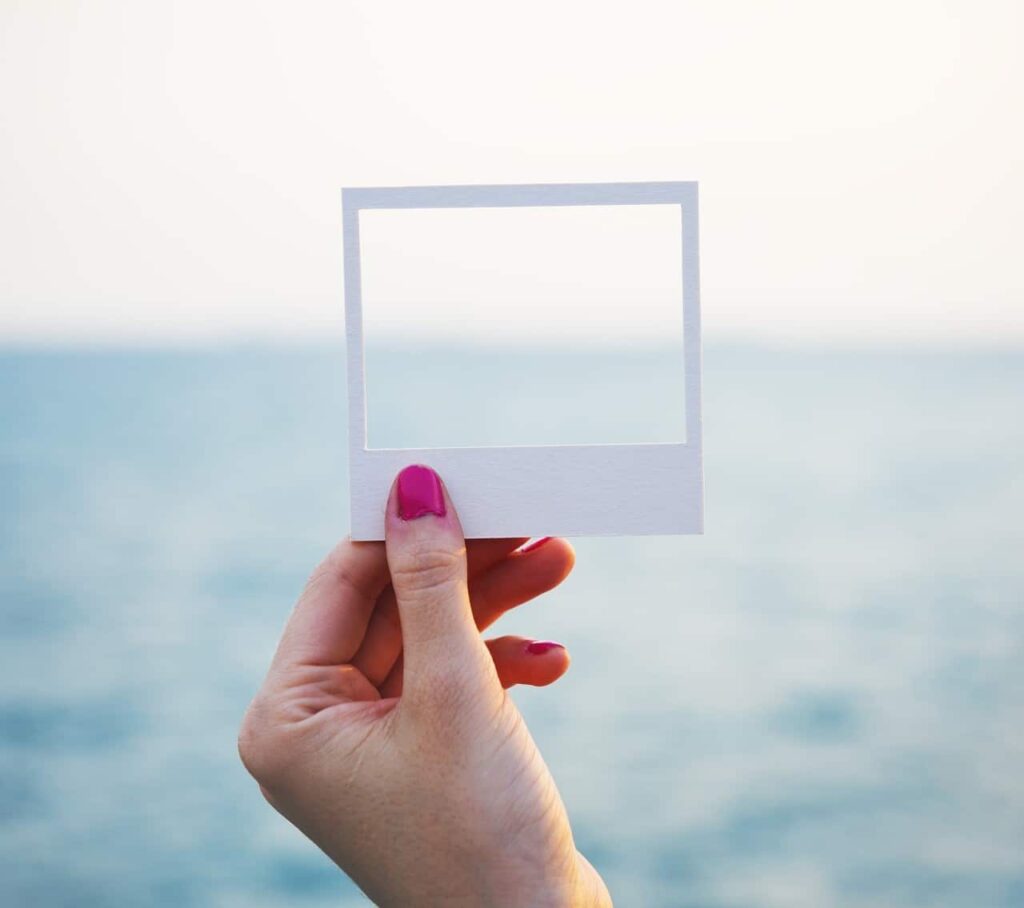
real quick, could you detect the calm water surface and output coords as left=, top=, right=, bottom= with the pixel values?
left=1, top=345, right=1022, bottom=907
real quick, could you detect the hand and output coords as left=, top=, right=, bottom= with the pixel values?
left=238, top=465, right=612, bottom=907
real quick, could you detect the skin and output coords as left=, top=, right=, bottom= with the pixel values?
left=238, top=472, right=612, bottom=907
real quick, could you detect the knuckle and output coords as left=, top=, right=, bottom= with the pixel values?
left=304, top=546, right=377, bottom=605
left=389, top=545, right=464, bottom=600
left=237, top=699, right=287, bottom=785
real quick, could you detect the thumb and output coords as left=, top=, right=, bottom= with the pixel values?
left=384, top=465, right=499, bottom=707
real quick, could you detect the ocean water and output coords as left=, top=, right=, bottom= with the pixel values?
left=1, top=344, right=1022, bottom=908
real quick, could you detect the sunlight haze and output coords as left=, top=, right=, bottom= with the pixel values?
left=1, top=1, right=1021, bottom=346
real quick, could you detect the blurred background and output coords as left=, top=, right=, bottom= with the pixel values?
left=2, top=2, right=1022, bottom=906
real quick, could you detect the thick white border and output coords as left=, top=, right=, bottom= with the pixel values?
left=343, top=181, right=703, bottom=539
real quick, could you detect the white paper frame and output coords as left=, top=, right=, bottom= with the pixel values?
left=343, top=181, right=703, bottom=540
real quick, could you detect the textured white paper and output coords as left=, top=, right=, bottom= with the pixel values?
left=343, top=181, right=703, bottom=540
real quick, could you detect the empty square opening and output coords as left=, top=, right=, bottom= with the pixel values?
left=358, top=203, right=686, bottom=450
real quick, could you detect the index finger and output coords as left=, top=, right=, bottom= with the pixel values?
left=271, top=538, right=391, bottom=670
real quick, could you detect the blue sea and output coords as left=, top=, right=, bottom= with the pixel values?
left=1, top=344, right=1022, bottom=907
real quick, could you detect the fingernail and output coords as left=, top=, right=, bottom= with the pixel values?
left=397, top=465, right=446, bottom=521
left=519, top=536, right=553, bottom=554
left=525, top=640, right=565, bottom=655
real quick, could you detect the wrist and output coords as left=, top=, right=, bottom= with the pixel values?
left=485, top=853, right=610, bottom=908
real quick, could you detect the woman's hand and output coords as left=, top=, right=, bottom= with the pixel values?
left=238, top=465, right=612, bottom=907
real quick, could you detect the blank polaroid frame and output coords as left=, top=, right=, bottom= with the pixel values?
left=343, top=181, right=703, bottom=540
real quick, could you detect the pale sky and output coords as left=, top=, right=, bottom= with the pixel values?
left=1, top=0, right=1022, bottom=346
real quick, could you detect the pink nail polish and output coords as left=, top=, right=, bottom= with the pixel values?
left=519, top=536, right=553, bottom=554
left=397, top=465, right=446, bottom=520
left=525, top=640, right=565, bottom=655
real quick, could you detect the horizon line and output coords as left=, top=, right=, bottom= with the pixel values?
left=2, top=336, right=1023, bottom=356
